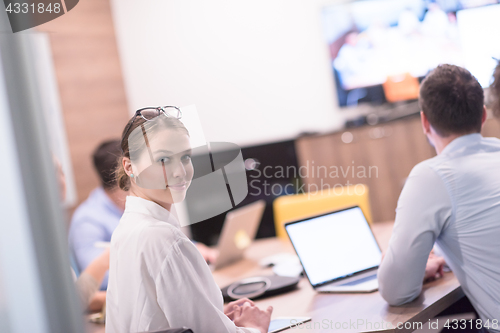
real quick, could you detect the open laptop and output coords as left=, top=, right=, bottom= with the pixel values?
left=285, top=206, right=382, bottom=293
left=211, top=200, right=266, bottom=270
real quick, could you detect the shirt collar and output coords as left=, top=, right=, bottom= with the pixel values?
left=94, top=187, right=123, bottom=217
left=440, top=133, right=482, bottom=155
left=124, top=196, right=179, bottom=227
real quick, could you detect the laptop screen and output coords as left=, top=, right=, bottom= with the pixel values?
left=285, top=206, right=382, bottom=287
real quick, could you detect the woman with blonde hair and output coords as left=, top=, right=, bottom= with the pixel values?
left=106, top=106, right=272, bottom=333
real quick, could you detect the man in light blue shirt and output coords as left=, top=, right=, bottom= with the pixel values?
left=378, top=64, right=500, bottom=332
left=69, top=140, right=127, bottom=290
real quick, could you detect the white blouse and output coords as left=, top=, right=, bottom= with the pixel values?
left=105, top=196, right=259, bottom=333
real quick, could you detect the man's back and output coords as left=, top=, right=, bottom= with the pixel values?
left=431, top=134, right=500, bottom=324
left=378, top=134, right=500, bottom=327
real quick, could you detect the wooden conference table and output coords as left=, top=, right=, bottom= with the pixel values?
left=87, top=221, right=463, bottom=333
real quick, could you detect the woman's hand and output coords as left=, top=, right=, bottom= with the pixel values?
left=224, top=298, right=255, bottom=318
left=231, top=302, right=273, bottom=333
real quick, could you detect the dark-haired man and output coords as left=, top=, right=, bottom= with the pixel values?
left=69, top=139, right=127, bottom=290
left=378, top=64, right=500, bottom=332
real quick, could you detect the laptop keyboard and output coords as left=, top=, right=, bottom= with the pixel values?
left=340, top=274, right=377, bottom=286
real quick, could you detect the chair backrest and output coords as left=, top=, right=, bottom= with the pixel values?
left=382, top=73, right=419, bottom=103
left=273, top=184, right=372, bottom=240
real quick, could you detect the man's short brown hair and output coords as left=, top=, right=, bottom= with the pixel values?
left=491, top=60, right=500, bottom=118
left=93, top=139, right=121, bottom=189
left=419, top=64, right=484, bottom=137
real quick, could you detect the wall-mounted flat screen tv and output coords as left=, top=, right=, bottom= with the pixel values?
left=322, top=0, right=500, bottom=107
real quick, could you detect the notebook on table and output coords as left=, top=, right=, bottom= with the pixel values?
left=211, top=200, right=266, bottom=270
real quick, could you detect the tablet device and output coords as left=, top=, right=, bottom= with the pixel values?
left=268, top=317, right=311, bottom=333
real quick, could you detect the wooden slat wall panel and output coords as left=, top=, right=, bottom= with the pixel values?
left=38, top=0, right=130, bottom=209
left=296, top=115, right=500, bottom=223
left=296, top=116, right=434, bottom=223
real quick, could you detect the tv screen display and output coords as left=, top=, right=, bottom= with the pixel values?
left=321, top=0, right=500, bottom=107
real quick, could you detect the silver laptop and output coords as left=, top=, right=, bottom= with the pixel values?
left=285, top=206, right=382, bottom=293
left=211, top=200, right=266, bottom=270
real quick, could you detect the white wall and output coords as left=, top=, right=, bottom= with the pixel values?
left=110, top=0, right=344, bottom=147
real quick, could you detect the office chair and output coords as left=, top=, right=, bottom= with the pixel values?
left=273, top=184, right=372, bottom=240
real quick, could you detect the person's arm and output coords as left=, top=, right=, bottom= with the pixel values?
left=69, top=218, right=110, bottom=289
left=82, top=247, right=110, bottom=286
left=87, top=291, right=107, bottom=313
left=156, top=238, right=270, bottom=333
left=378, top=163, right=452, bottom=306
left=75, top=248, right=110, bottom=311
left=194, top=242, right=219, bottom=264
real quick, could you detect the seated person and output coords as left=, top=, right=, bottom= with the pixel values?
left=106, top=108, right=272, bottom=333
left=69, top=140, right=126, bottom=290
left=378, top=64, right=500, bottom=332
left=54, top=156, right=109, bottom=312
left=74, top=248, right=110, bottom=312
